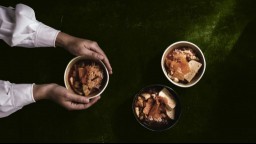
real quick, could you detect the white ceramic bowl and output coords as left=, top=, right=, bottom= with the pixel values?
left=64, top=56, right=109, bottom=99
left=161, top=41, right=206, bottom=88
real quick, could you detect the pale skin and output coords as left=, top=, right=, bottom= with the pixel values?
left=33, top=32, right=112, bottom=110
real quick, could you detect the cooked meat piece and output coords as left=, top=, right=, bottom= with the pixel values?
left=169, top=52, right=190, bottom=80
left=143, top=98, right=154, bottom=115
left=81, top=76, right=87, bottom=84
left=93, top=77, right=102, bottom=89
left=148, top=97, right=163, bottom=122
left=87, top=79, right=96, bottom=89
left=83, top=85, right=90, bottom=96
left=78, top=67, right=85, bottom=79
left=159, top=103, right=166, bottom=113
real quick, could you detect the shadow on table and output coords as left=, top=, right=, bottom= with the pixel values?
left=209, top=17, right=256, bottom=142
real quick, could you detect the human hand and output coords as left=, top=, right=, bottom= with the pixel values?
left=56, top=32, right=112, bottom=74
left=33, top=84, right=100, bottom=110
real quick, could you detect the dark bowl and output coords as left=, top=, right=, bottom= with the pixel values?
left=132, top=84, right=181, bottom=132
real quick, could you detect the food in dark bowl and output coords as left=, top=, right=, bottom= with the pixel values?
left=132, top=85, right=181, bottom=131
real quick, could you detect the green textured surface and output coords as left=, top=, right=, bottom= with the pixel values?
left=0, top=0, right=256, bottom=142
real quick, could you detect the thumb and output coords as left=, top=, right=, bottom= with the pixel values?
left=67, top=93, right=90, bottom=104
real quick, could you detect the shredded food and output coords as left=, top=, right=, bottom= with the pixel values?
left=69, top=61, right=103, bottom=96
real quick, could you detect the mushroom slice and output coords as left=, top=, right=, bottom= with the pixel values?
left=166, top=108, right=175, bottom=120
left=158, top=88, right=176, bottom=110
left=135, top=107, right=140, bottom=117
left=136, top=96, right=144, bottom=108
left=141, top=93, right=151, bottom=100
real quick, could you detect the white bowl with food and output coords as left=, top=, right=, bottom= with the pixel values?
left=161, top=41, right=206, bottom=88
left=64, top=56, right=109, bottom=99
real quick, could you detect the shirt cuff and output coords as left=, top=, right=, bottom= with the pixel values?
left=35, top=22, right=60, bottom=47
left=12, top=83, right=35, bottom=107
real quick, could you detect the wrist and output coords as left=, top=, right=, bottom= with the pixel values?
left=33, top=83, right=57, bottom=101
left=55, top=32, right=74, bottom=48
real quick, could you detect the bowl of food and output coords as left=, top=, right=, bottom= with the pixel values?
left=64, top=56, right=109, bottom=99
left=161, top=41, right=206, bottom=87
left=132, top=84, right=181, bottom=131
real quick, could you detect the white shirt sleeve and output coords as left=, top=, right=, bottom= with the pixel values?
left=0, top=4, right=60, bottom=118
left=0, top=3, right=60, bottom=47
left=0, top=80, right=35, bottom=118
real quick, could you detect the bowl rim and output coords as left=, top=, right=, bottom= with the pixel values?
left=132, top=84, right=182, bottom=132
left=161, top=41, right=206, bottom=88
left=64, top=56, right=109, bottom=99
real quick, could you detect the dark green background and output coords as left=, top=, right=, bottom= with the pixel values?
left=0, top=0, right=256, bottom=142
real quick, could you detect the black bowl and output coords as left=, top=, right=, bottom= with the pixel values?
left=132, top=84, right=181, bottom=131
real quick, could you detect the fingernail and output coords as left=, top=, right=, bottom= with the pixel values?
left=85, top=98, right=90, bottom=103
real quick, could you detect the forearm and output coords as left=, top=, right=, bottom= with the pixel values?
left=33, top=83, right=57, bottom=101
